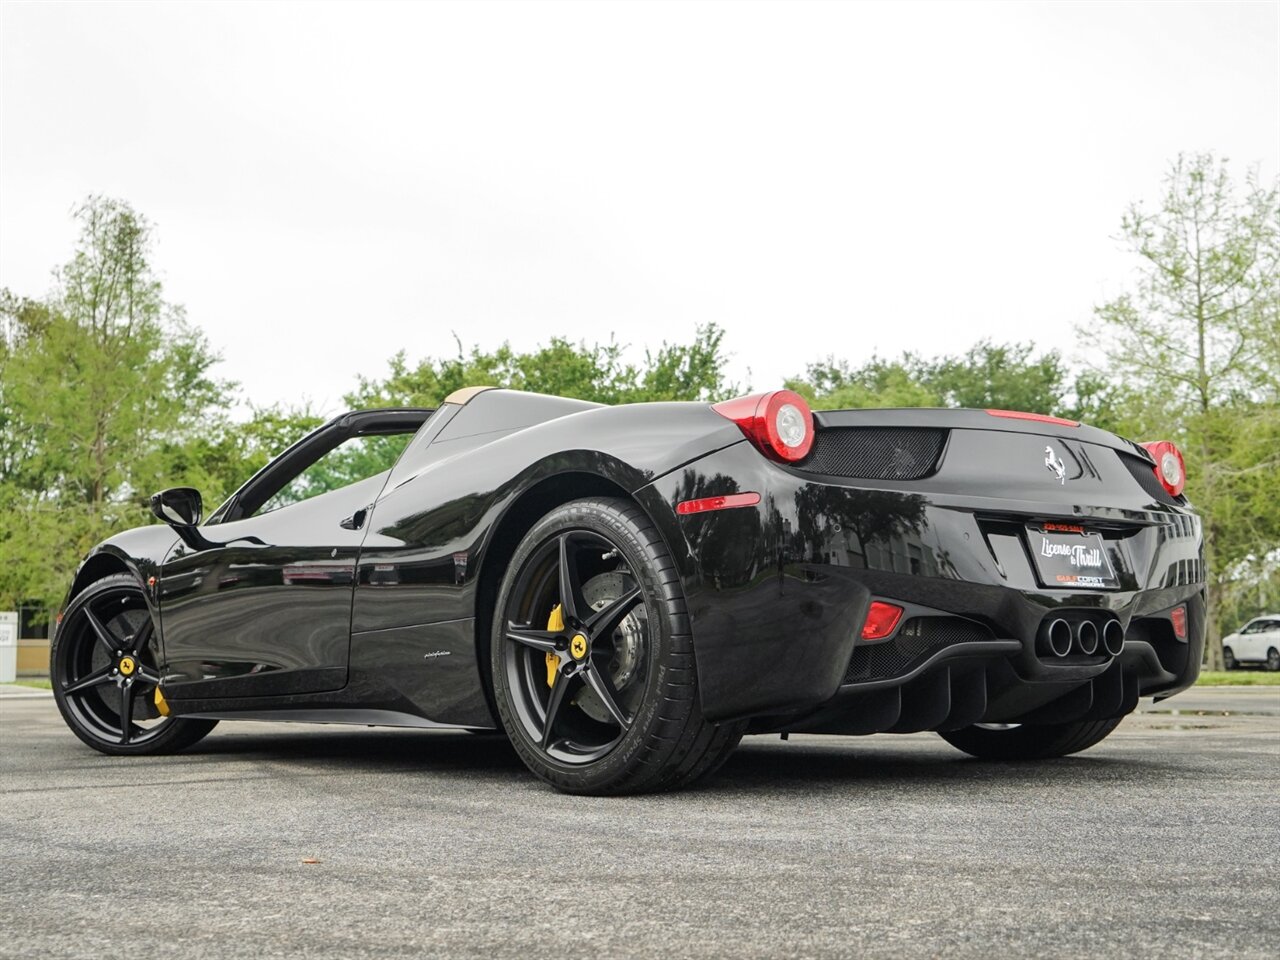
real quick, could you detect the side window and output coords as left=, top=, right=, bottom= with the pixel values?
left=256, top=434, right=412, bottom=516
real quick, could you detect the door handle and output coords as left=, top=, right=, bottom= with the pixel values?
left=339, top=507, right=368, bottom=531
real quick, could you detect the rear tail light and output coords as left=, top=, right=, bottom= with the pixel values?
left=712, top=390, right=815, bottom=462
left=860, top=601, right=904, bottom=641
left=1170, top=604, right=1188, bottom=640
left=1140, top=441, right=1186, bottom=498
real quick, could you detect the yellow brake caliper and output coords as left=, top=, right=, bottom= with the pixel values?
left=545, top=603, right=564, bottom=687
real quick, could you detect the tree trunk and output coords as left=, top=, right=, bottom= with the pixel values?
left=1193, top=257, right=1222, bottom=671
left=1203, top=520, right=1224, bottom=671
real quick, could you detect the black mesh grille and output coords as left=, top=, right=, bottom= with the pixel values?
left=797, top=427, right=947, bottom=480
left=1120, top=453, right=1183, bottom=506
left=843, top=616, right=993, bottom=684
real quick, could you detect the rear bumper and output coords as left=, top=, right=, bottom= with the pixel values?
left=639, top=440, right=1206, bottom=723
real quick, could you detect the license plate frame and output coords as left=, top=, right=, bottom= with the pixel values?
left=1026, top=523, right=1119, bottom=590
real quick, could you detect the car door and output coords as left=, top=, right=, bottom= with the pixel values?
left=157, top=411, right=431, bottom=701
left=1258, top=620, right=1280, bottom=662
left=1243, top=619, right=1273, bottom=662
left=1231, top=621, right=1251, bottom=661
left=1237, top=620, right=1263, bottom=662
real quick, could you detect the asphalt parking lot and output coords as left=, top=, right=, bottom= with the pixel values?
left=1, top=687, right=1277, bottom=960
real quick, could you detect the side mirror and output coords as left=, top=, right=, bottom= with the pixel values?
left=151, top=487, right=203, bottom=528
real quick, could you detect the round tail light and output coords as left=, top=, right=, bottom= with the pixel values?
left=1140, top=441, right=1186, bottom=497
left=712, top=390, right=815, bottom=462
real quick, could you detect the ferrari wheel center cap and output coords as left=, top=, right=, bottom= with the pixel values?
left=118, top=656, right=136, bottom=677
left=569, top=634, right=589, bottom=661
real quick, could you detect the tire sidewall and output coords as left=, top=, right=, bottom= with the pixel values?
left=490, top=500, right=679, bottom=792
left=52, top=573, right=209, bottom=756
left=939, top=717, right=1123, bottom=760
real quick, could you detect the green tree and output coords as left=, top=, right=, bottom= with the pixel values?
left=926, top=340, right=1069, bottom=414
left=1090, top=153, right=1280, bottom=667
left=786, top=355, right=942, bottom=410
left=346, top=323, right=738, bottom=409
left=137, top=403, right=326, bottom=514
left=787, top=341, right=1078, bottom=415
left=0, top=198, right=237, bottom=612
left=628, top=324, right=739, bottom=403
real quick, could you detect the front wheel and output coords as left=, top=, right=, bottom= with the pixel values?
left=938, top=717, right=1123, bottom=760
left=1223, top=647, right=1236, bottom=671
left=1267, top=648, right=1280, bottom=673
left=491, top=498, right=744, bottom=795
left=52, top=574, right=217, bottom=756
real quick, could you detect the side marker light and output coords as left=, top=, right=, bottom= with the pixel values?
left=676, top=493, right=762, bottom=515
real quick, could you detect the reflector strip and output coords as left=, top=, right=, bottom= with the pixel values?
left=676, top=492, right=762, bottom=515
left=985, top=409, right=1080, bottom=427
left=861, top=601, right=905, bottom=641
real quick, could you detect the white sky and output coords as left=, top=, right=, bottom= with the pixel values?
left=2, top=0, right=1277, bottom=416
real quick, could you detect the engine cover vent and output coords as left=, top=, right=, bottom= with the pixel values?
left=796, top=427, right=947, bottom=481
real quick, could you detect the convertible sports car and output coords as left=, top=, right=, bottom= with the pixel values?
left=52, top=387, right=1205, bottom=794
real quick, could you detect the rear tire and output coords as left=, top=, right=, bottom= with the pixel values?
left=491, top=497, right=744, bottom=795
left=938, top=717, right=1123, bottom=760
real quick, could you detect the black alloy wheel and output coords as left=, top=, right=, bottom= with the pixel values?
left=1223, top=647, right=1236, bottom=671
left=492, top=498, right=744, bottom=795
left=1268, top=648, right=1280, bottom=673
left=51, top=574, right=216, bottom=755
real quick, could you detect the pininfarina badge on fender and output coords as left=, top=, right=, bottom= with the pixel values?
left=50, top=389, right=1204, bottom=794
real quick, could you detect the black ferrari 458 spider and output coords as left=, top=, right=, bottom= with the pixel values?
left=52, top=387, right=1204, bottom=793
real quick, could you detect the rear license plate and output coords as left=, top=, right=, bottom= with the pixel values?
left=1026, top=524, right=1119, bottom=589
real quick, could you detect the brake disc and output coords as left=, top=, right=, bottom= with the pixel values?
left=574, top=571, right=647, bottom=724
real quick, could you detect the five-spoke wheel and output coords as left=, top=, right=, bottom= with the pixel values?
left=501, top=529, right=647, bottom=764
left=492, top=498, right=743, bottom=794
left=52, top=573, right=216, bottom=755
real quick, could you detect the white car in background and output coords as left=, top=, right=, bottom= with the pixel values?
left=1222, top=615, right=1280, bottom=671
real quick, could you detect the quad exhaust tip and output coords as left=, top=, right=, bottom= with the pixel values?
left=1039, top=618, right=1073, bottom=658
left=1102, top=619, right=1125, bottom=657
left=1075, top=620, right=1100, bottom=656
